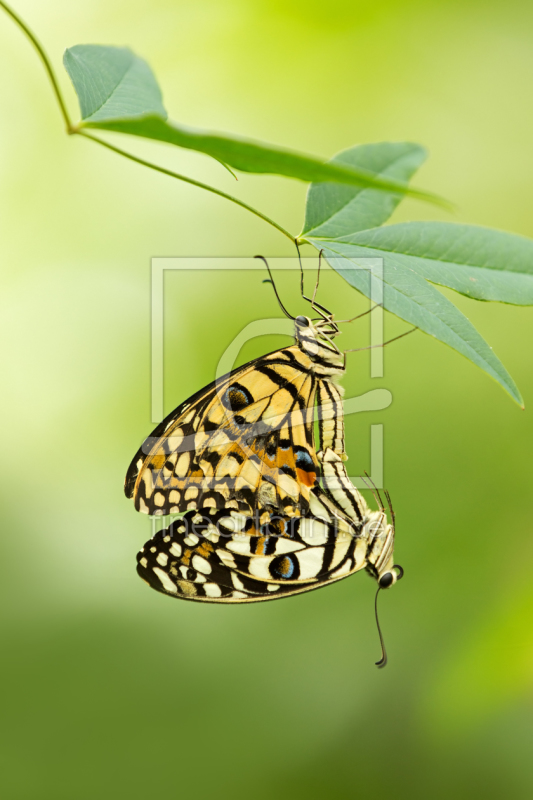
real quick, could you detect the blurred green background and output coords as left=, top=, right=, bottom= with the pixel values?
left=1, top=0, right=533, bottom=798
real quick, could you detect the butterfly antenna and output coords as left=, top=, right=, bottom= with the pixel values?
left=374, top=587, right=388, bottom=668
left=384, top=489, right=396, bottom=531
left=360, top=473, right=378, bottom=506
left=255, top=255, right=295, bottom=320
left=364, top=471, right=386, bottom=513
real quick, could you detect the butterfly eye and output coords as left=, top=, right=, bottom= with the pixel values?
left=378, top=572, right=395, bottom=589
left=378, top=564, right=404, bottom=589
left=295, top=315, right=309, bottom=327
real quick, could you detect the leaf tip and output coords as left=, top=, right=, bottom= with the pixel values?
left=512, top=391, right=525, bottom=409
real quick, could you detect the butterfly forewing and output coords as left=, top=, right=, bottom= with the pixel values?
left=126, top=346, right=321, bottom=517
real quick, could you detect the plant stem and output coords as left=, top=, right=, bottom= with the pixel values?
left=76, top=130, right=296, bottom=242
left=0, top=0, right=296, bottom=244
left=0, top=0, right=72, bottom=131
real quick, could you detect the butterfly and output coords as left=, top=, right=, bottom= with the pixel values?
left=124, top=313, right=346, bottom=519
left=136, top=498, right=399, bottom=604
left=126, top=257, right=404, bottom=625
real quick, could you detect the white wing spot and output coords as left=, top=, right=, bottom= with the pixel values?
left=192, top=554, right=212, bottom=574
left=153, top=567, right=177, bottom=594
left=203, top=583, right=222, bottom=598
left=231, top=572, right=245, bottom=591
left=154, top=492, right=165, bottom=507
left=299, top=519, right=329, bottom=545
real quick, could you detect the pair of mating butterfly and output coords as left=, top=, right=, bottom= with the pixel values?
left=125, top=256, right=409, bottom=666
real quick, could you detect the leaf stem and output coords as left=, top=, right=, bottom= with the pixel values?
left=76, top=129, right=296, bottom=242
left=0, top=0, right=73, bottom=131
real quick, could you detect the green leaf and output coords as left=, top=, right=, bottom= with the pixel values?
left=63, top=45, right=166, bottom=123
left=86, top=117, right=441, bottom=200
left=63, top=44, right=444, bottom=203
left=307, top=238, right=523, bottom=406
left=301, top=142, right=427, bottom=238
left=321, top=222, right=533, bottom=305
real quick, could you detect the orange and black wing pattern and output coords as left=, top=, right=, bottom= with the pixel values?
left=125, top=346, right=321, bottom=517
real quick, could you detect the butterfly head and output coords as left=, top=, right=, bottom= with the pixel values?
left=363, top=510, right=404, bottom=590
left=294, top=314, right=344, bottom=369
left=366, top=512, right=404, bottom=668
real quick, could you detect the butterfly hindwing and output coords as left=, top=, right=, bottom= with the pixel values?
left=136, top=501, right=367, bottom=603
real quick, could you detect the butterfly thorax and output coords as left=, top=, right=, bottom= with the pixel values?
left=294, top=315, right=344, bottom=378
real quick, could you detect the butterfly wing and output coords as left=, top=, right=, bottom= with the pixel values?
left=126, top=346, right=321, bottom=517
left=136, top=494, right=368, bottom=603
